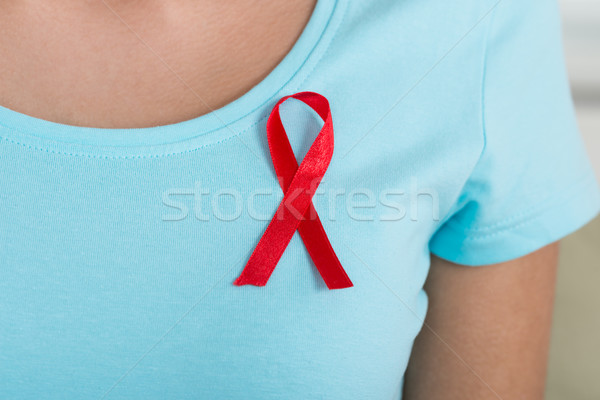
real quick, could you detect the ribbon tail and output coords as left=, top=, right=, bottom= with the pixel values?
left=234, top=198, right=305, bottom=287
left=298, top=204, right=353, bottom=289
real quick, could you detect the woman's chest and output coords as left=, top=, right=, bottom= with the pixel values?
left=0, top=103, right=474, bottom=398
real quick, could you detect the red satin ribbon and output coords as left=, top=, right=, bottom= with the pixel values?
left=234, top=92, right=353, bottom=290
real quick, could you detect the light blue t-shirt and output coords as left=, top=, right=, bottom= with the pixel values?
left=1, top=0, right=598, bottom=399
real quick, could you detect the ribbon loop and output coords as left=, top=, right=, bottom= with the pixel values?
left=234, top=92, right=353, bottom=290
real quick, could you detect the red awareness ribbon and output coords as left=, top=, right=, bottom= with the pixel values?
left=234, top=92, right=353, bottom=290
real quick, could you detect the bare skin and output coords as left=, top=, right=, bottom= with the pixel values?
left=404, top=244, right=558, bottom=400
left=0, top=0, right=316, bottom=128
left=1, top=3, right=558, bottom=398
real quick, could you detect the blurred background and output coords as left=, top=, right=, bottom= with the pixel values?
left=546, top=0, right=600, bottom=398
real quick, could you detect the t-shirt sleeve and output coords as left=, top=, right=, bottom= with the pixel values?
left=429, top=0, right=600, bottom=266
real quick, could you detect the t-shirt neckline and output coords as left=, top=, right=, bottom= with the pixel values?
left=0, top=0, right=341, bottom=157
